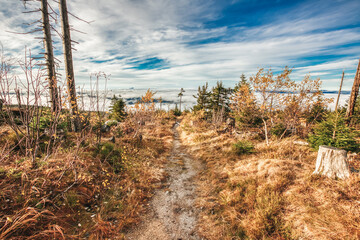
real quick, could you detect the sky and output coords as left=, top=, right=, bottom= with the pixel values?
left=0, top=0, right=360, bottom=91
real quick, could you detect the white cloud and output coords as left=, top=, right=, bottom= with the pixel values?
left=0, top=0, right=359, bottom=91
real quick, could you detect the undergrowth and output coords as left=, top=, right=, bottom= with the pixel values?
left=179, top=113, right=360, bottom=240
left=232, top=140, right=254, bottom=155
left=0, top=113, right=174, bottom=239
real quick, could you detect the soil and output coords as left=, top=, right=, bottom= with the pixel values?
left=125, top=122, right=203, bottom=240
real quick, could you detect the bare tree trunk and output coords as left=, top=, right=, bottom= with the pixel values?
left=262, top=118, right=269, bottom=146
left=346, top=59, right=360, bottom=123
left=333, top=71, right=345, bottom=139
left=334, top=71, right=345, bottom=113
left=41, top=0, right=58, bottom=112
left=59, top=0, right=80, bottom=131
left=313, top=146, right=350, bottom=179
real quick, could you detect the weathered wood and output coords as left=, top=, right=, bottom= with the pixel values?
left=313, top=145, right=350, bottom=179
left=293, top=140, right=309, bottom=146
left=334, top=71, right=345, bottom=113
left=41, top=0, right=58, bottom=112
left=178, top=88, right=185, bottom=112
left=333, top=71, right=345, bottom=139
left=59, top=0, right=80, bottom=131
left=346, top=59, right=360, bottom=122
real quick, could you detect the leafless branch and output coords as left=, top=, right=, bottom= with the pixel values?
left=70, top=28, right=86, bottom=35
left=22, top=9, right=41, bottom=14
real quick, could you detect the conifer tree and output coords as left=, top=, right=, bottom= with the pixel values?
left=193, top=82, right=210, bottom=112
left=209, top=81, right=231, bottom=114
left=109, top=95, right=127, bottom=122
left=231, top=77, right=261, bottom=129
left=233, top=74, right=250, bottom=93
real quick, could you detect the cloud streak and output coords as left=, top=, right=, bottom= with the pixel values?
left=0, top=0, right=359, bottom=91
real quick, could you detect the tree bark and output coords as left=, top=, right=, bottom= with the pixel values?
left=313, top=145, right=350, bottom=179
left=41, top=0, right=58, bottom=112
left=346, top=59, right=360, bottom=122
left=59, top=0, right=80, bottom=131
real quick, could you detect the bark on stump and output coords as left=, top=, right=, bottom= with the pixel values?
left=313, top=145, right=350, bottom=179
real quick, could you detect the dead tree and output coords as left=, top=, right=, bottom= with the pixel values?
left=41, top=0, right=58, bottom=112
left=333, top=71, right=345, bottom=140
left=178, top=88, right=185, bottom=112
left=313, top=145, right=350, bottom=179
left=20, top=0, right=60, bottom=112
left=334, top=71, right=345, bottom=113
left=59, top=0, right=80, bottom=131
left=346, top=59, right=360, bottom=123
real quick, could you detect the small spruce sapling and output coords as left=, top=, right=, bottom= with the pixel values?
left=173, top=104, right=181, bottom=116
left=109, top=95, right=127, bottom=122
left=308, top=112, right=359, bottom=152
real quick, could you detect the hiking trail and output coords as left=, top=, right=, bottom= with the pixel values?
left=126, top=122, right=202, bottom=240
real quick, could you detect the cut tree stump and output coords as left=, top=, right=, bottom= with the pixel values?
left=313, top=145, right=350, bottom=179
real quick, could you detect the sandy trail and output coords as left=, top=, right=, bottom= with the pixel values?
left=126, top=122, right=202, bottom=240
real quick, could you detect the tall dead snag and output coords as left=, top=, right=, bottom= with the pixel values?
left=59, top=0, right=80, bottom=131
left=313, top=146, right=350, bottom=179
left=178, top=88, right=185, bottom=112
left=334, top=71, right=345, bottom=113
left=346, top=59, right=360, bottom=123
left=41, top=0, right=58, bottom=112
left=333, top=71, right=345, bottom=139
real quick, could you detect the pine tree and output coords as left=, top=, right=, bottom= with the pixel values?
left=230, top=80, right=261, bottom=129
left=233, top=74, right=250, bottom=93
left=209, top=81, right=231, bottom=114
left=109, top=95, right=127, bottom=122
left=193, top=82, right=210, bottom=112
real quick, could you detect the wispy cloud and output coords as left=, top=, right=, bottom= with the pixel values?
left=0, top=0, right=359, bottom=90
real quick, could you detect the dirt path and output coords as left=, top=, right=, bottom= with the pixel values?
left=126, top=122, right=202, bottom=240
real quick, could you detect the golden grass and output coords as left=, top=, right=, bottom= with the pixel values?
left=180, top=113, right=360, bottom=240
left=0, top=115, right=175, bottom=239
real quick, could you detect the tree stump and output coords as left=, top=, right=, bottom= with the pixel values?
left=313, top=145, right=350, bottom=179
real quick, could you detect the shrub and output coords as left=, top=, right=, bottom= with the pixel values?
left=270, top=123, right=287, bottom=137
left=308, top=113, right=359, bottom=152
left=232, top=140, right=255, bottom=155
left=106, top=120, right=118, bottom=127
left=305, top=97, right=328, bottom=124
left=30, top=111, right=68, bottom=132
left=173, top=104, right=181, bottom=116
left=95, top=142, right=124, bottom=173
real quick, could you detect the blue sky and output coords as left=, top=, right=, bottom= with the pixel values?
left=0, top=0, right=359, bottom=90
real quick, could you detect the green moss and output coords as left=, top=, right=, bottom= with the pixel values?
left=64, top=190, right=80, bottom=208
left=232, top=140, right=255, bottom=155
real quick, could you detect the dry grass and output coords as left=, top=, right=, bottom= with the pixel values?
left=179, top=113, right=360, bottom=240
left=0, top=114, right=175, bottom=239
